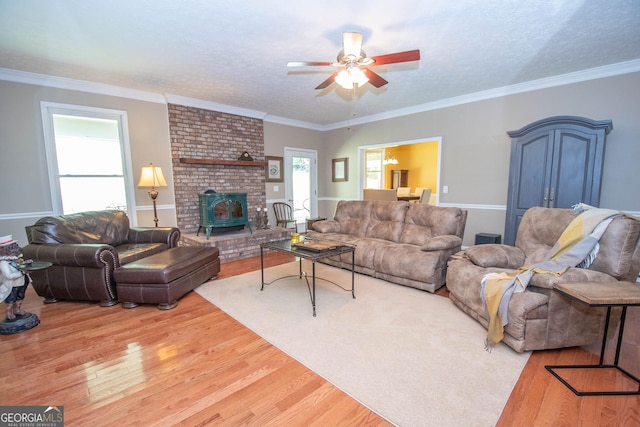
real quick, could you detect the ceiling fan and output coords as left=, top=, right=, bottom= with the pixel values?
left=287, top=32, right=420, bottom=90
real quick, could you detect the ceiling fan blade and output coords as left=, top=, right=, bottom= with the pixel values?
left=343, top=32, right=363, bottom=57
left=370, top=49, right=420, bottom=65
left=287, top=61, right=333, bottom=67
left=362, top=69, right=388, bottom=88
left=315, top=72, right=338, bottom=90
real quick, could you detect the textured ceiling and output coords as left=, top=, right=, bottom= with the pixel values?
left=1, top=0, right=639, bottom=128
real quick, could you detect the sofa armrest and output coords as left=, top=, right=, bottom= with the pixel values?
left=508, top=289, right=550, bottom=321
left=420, top=235, right=462, bottom=251
left=464, top=244, right=526, bottom=269
left=312, top=220, right=341, bottom=233
left=529, top=267, right=617, bottom=290
left=128, top=227, right=180, bottom=248
left=22, top=243, right=119, bottom=268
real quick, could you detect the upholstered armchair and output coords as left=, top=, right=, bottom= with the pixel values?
left=446, top=207, right=640, bottom=353
left=23, top=210, right=180, bottom=306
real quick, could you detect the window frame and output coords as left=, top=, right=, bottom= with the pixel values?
left=364, top=149, right=384, bottom=189
left=40, top=102, right=137, bottom=222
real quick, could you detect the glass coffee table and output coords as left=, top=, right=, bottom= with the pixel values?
left=260, top=238, right=355, bottom=316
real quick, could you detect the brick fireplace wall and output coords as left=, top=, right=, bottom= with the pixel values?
left=168, top=104, right=266, bottom=234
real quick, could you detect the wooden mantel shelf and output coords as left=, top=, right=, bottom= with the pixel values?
left=179, top=158, right=266, bottom=167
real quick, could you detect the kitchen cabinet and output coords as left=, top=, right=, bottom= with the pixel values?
left=391, top=169, right=408, bottom=189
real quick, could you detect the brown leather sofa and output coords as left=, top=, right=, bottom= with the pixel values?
left=307, top=200, right=468, bottom=292
left=446, top=207, right=640, bottom=353
left=23, top=210, right=180, bottom=306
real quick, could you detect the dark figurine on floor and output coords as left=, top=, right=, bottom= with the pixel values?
left=0, top=235, right=39, bottom=334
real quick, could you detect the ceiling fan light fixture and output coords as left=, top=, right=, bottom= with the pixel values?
left=335, top=67, right=369, bottom=89
left=351, top=66, right=369, bottom=87
left=343, top=32, right=363, bottom=58
left=335, top=70, right=352, bottom=89
left=288, top=32, right=419, bottom=90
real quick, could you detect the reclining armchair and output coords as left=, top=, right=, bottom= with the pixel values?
left=23, top=210, right=180, bottom=306
left=446, top=207, right=640, bottom=353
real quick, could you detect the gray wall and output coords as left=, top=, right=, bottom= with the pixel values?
left=1, top=71, right=639, bottom=247
left=0, top=80, right=174, bottom=245
left=319, top=72, right=640, bottom=245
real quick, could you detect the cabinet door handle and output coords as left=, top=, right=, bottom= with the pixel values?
left=549, top=187, right=555, bottom=208
left=543, top=187, right=549, bottom=205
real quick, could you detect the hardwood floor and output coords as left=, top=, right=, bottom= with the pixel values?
left=1, top=252, right=638, bottom=426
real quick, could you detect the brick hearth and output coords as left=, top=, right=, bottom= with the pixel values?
left=180, top=228, right=291, bottom=262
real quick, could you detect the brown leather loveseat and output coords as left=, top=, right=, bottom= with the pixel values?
left=446, top=207, right=640, bottom=353
left=23, top=210, right=180, bottom=307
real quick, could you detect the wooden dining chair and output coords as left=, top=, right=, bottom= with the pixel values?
left=396, top=187, right=412, bottom=198
left=272, top=202, right=298, bottom=232
left=418, top=188, right=432, bottom=204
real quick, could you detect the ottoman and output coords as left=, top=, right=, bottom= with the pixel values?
left=114, top=246, right=220, bottom=310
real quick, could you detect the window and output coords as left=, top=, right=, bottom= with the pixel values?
left=364, top=149, right=384, bottom=189
left=41, top=103, right=135, bottom=219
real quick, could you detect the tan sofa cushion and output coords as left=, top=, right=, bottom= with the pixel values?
left=333, top=200, right=373, bottom=237
left=312, top=220, right=341, bottom=233
left=516, top=207, right=640, bottom=281
left=529, top=268, right=617, bottom=289
left=400, top=204, right=466, bottom=245
left=365, top=200, right=408, bottom=242
left=464, top=244, right=525, bottom=269
left=421, top=235, right=462, bottom=251
left=589, top=216, right=640, bottom=279
left=516, top=207, right=575, bottom=261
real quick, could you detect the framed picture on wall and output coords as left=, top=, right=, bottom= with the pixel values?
left=265, top=156, right=284, bottom=182
left=332, top=157, right=348, bottom=182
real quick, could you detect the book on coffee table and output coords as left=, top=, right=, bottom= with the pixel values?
left=292, top=239, right=340, bottom=252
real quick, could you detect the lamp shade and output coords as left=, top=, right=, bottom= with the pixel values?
left=138, top=163, right=167, bottom=188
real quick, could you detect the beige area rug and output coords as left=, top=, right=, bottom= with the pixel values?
left=196, top=262, right=530, bottom=427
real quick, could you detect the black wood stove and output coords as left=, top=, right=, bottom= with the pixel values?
left=197, top=191, right=252, bottom=239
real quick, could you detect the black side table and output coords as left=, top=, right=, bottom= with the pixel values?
left=545, top=281, right=640, bottom=396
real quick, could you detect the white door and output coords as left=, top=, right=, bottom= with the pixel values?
left=284, top=148, right=317, bottom=231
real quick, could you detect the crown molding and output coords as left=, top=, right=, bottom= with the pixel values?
left=3, top=59, right=639, bottom=131
left=163, top=94, right=268, bottom=120
left=263, top=114, right=326, bottom=131
left=322, top=59, right=640, bottom=131
left=0, top=68, right=166, bottom=104
left=159, top=95, right=328, bottom=130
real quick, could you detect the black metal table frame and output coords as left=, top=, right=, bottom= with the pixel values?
left=260, top=239, right=355, bottom=316
left=545, top=302, right=640, bottom=396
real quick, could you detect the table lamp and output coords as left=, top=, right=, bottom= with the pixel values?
left=138, top=163, right=167, bottom=227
